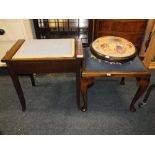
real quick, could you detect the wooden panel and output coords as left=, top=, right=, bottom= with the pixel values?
left=9, top=60, right=78, bottom=74
left=94, top=19, right=148, bottom=50
left=111, top=21, right=147, bottom=32
left=143, top=21, right=155, bottom=68
left=96, top=32, right=144, bottom=46
left=82, top=71, right=150, bottom=78
left=96, top=20, right=147, bottom=32
left=139, top=19, right=154, bottom=57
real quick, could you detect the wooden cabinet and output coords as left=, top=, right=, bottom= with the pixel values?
left=143, top=20, right=155, bottom=68
left=94, top=19, right=148, bottom=51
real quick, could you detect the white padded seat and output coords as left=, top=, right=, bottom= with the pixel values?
left=13, top=39, right=75, bottom=59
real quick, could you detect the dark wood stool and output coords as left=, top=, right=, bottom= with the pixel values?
left=1, top=39, right=83, bottom=111
left=81, top=48, right=151, bottom=112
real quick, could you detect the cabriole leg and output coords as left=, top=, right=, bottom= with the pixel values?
left=81, top=77, right=94, bottom=112
left=130, top=77, right=150, bottom=112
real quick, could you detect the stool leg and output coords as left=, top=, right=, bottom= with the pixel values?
left=139, top=84, right=155, bottom=107
left=130, top=77, right=150, bottom=112
left=120, top=77, right=125, bottom=85
left=76, top=69, right=81, bottom=110
left=81, top=78, right=88, bottom=112
left=9, top=71, right=26, bottom=112
left=81, top=77, right=94, bottom=112
left=143, top=84, right=155, bottom=103
left=29, top=74, right=35, bottom=86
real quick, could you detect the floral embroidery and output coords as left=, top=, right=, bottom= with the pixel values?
left=92, top=36, right=136, bottom=58
left=100, top=43, right=108, bottom=48
left=116, top=45, right=125, bottom=54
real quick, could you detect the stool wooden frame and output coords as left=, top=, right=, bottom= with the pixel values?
left=1, top=39, right=83, bottom=111
left=81, top=57, right=151, bottom=112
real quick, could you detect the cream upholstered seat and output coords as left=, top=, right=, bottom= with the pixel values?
left=13, top=39, right=75, bottom=60
left=7, top=38, right=75, bottom=86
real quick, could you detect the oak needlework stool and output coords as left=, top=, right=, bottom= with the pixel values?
left=81, top=47, right=151, bottom=112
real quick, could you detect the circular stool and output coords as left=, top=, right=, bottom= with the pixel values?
left=90, top=36, right=136, bottom=63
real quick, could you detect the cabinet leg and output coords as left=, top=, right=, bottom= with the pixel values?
left=130, top=77, right=150, bottom=112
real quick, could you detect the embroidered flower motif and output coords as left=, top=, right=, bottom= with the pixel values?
left=127, top=43, right=133, bottom=48
left=116, top=45, right=125, bottom=54
left=100, top=43, right=108, bottom=49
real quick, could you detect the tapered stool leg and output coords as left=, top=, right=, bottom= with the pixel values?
left=76, top=68, right=81, bottom=110
left=130, top=77, right=150, bottom=112
left=29, top=74, right=35, bottom=86
left=138, top=84, right=155, bottom=107
left=142, top=84, right=155, bottom=103
left=9, top=71, right=26, bottom=111
left=120, top=77, right=125, bottom=85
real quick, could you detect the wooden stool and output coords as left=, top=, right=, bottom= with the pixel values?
left=81, top=47, right=151, bottom=112
left=1, top=39, right=83, bottom=111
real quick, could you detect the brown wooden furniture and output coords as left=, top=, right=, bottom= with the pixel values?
left=1, top=39, right=83, bottom=111
left=81, top=48, right=151, bottom=112
left=143, top=20, right=155, bottom=68
left=138, top=21, right=155, bottom=107
left=0, top=41, right=35, bottom=84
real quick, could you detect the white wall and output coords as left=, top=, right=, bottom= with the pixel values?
left=0, top=19, right=35, bottom=41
